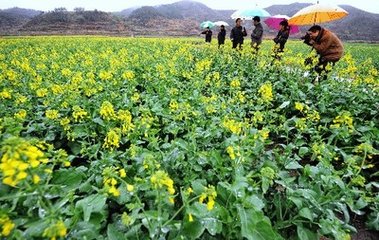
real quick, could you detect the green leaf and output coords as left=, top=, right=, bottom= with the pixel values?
left=125, top=224, right=143, bottom=238
left=24, top=219, right=49, bottom=237
left=288, top=197, right=303, bottom=209
left=237, top=206, right=282, bottom=240
left=52, top=168, right=84, bottom=191
left=279, top=101, right=291, bottom=109
left=296, top=225, right=317, bottom=240
left=76, top=194, right=107, bottom=221
left=68, top=141, right=82, bottom=155
left=70, top=221, right=100, bottom=240
left=92, top=117, right=105, bottom=126
left=107, top=224, right=126, bottom=240
left=183, top=220, right=205, bottom=239
left=261, top=178, right=270, bottom=194
left=45, top=131, right=56, bottom=141
left=285, top=161, right=303, bottom=170
left=299, top=207, right=314, bottom=222
left=299, top=147, right=309, bottom=157
left=203, top=217, right=222, bottom=235
left=367, top=211, right=379, bottom=231
left=191, top=179, right=206, bottom=194
left=245, top=195, right=265, bottom=211
left=253, top=221, right=282, bottom=240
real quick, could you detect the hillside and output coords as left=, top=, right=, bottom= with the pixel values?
left=18, top=9, right=129, bottom=35
left=0, top=7, right=42, bottom=33
left=0, top=1, right=378, bottom=41
left=323, top=5, right=379, bottom=41
left=123, top=1, right=379, bottom=41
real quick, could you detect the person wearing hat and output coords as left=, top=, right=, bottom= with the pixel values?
left=251, top=16, right=263, bottom=52
left=217, top=25, right=226, bottom=48
left=201, top=27, right=213, bottom=43
left=303, top=25, right=344, bottom=80
left=230, top=18, right=247, bottom=50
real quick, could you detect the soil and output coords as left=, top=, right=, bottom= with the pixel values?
left=351, top=214, right=379, bottom=240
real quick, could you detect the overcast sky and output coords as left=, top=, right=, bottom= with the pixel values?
left=1, top=0, right=379, bottom=14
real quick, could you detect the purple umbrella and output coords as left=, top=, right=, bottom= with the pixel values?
left=264, top=15, right=300, bottom=34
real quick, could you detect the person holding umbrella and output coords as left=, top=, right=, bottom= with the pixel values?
left=273, top=20, right=290, bottom=59
left=217, top=25, right=226, bottom=48
left=201, top=27, right=213, bottom=43
left=251, top=16, right=263, bottom=52
left=302, top=25, right=344, bottom=81
left=230, top=18, right=247, bottom=50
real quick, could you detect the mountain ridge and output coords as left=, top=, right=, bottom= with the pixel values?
left=1, top=1, right=378, bottom=41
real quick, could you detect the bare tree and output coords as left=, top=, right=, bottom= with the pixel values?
left=54, top=7, right=67, bottom=12
left=74, top=7, right=85, bottom=13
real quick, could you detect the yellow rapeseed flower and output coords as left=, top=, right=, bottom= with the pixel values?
left=222, top=118, right=243, bottom=135
left=46, top=109, right=59, bottom=120
left=127, top=184, right=134, bottom=192
left=307, top=110, right=320, bottom=122
left=252, top=111, right=264, bottom=123
left=294, top=102, right=304, bottom=112
left=259, top=128, right=270, bottom=140
left=119, top=169, right=127, bottom=178
left=33, top=174, right=41, bottom=184
left=198, top=185, right=217, bottom=211
left=0, top=89, right=12, bottom=99
left=60, top=117, right=71, bottom=131
left=42, top=220, right=67, bottom=240
left=14, top=109, right=27, bottom=119
left=72, top=105, right=88, bottom=122
left=0, top=215, right=15, bottom=237
left=186, top=187, right=194, bottom=195
left=131, top=92, right=140, bottom=103
left=0, top=139, right=46, bottom=187
left=150, top=170, right=175, bottom=195
left=169, top=100, right=179, bottom=111
left=295, top=118, right=307, bottom=131
left=331, top=111, right=354, bottom=130
left=103, top=128, right=121, bottom=150
left=122, top=70, right=135, bottom=80
left=15, top=94, right=28, bottom=105
left=36, top=88, right=48, bottom=98
left=118, top=110, right=134, bottom=134
left=258, top=82, right=273, bottom=103
left=226, top=146, right=236, bottom=160
left=99, top=70, right=113, bottom=81
left=100, top=101, right=116, bottom=121
left=108, top=186, right=120, bottom=197
left=121, top=212, right=132, bottom=226
left=230, top=78, right=241, bottom=88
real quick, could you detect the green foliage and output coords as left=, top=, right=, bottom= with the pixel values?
left=0, top=37, right=378, bottom=239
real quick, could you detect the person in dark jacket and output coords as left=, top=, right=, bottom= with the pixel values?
left=303, top=25, right=344, bottom=81
left=230, top=18, right=247, bottom=50
left=217, top=25, right=226, bottom=48
left=251, top=16, right=263, bottom=52
left=273, top=20, right=290, bottom=60
left=201, top=27, right=212, bottom=43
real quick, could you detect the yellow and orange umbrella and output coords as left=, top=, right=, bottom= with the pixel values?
left=288, top=3, right=348, bottom=26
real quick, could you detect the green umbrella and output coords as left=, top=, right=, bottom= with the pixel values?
left=200, top=21, right=215, bottom=29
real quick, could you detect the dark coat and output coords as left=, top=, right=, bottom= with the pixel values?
left=218, top=29, right=226, bottom=44
left=312, top=28, right=344, bottom=62
left=230, top=26, right=247, bottom=44
left=201, top=29, right=213, bottom=42
left=274, top=28, right=289, bottom=51
left=251, top=23, right=263, bottom=45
